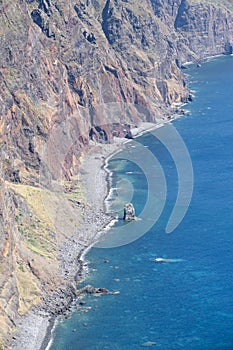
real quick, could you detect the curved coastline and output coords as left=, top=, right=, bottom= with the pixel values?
left=42, top=120, right=185, bottom=349
left=39, top=55, right=233, bottom=350
left=8, top=120, right=185, bottom=350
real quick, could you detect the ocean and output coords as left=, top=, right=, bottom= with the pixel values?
left=48, top=56, right=233, bottom=350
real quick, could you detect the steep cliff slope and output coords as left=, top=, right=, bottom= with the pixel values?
left=151, top=0, right=233, bottom=63
left=0, top=0, right=233, bottom=347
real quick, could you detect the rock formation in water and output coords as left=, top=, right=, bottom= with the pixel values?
left=123, top=203, right=136, bottom=221
left=0, top=0, right=233, bottom=347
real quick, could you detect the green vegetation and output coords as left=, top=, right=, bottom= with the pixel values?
left=17, top=215, right=57, bottom=259
left=8, top=183, right=58, bottom=258
left=16, top=265, right=42, bottom=315
left=19, top=264, right=25, bottom=273
left=8, top=179, right=84, bottom=257
left=63, top=176, right=84, bottom=203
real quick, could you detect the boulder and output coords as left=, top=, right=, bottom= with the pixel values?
left=123, top=203, right=136, bottom=221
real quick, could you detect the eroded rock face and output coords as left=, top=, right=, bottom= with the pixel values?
left=151, top=0, right=233, bottom=64
left=0, top=0, right=233, bottom=346
left=1, top=0, right=232, bottom=186
left=0, top=0, right=191, bottom=186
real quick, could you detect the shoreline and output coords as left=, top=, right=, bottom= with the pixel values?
left=8, top=118, right=185, bottom=350
left=6, top=54, right=233, bottom=350
left=8, top=138, right=126, bottom=350
left=39, top=53, right=233, bottom=350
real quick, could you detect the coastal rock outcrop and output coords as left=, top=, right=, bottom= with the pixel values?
left=77, top=284, right=119, bottom=296
left=123, top=203, right=136, bottom=221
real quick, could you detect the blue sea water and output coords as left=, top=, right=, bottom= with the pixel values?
left=49, top=56, right=233, bottom=350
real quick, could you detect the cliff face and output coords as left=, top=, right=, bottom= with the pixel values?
left=0, top=0, right=233, bottom=346
left=151, top=0, right=233, bottom=63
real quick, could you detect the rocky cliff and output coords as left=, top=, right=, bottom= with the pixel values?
left=151, top=0, right=233, bottom=64
left=1, top=0, right=233, bottom=347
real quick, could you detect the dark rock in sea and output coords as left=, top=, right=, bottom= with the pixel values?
left=188, top=94, right=194, bottom=102
left=96, top=287, right=109, bottom=294
left=123, top=203, right=136, bottom=221
left=78, top=284, right=110, bottom=295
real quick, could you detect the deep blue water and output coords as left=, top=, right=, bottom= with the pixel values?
left=49, top=56, right=233, bottom=350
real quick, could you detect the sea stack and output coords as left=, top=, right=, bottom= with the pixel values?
left=123, top=203, right=136, bottom=221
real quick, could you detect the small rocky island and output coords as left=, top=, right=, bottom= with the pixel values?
left=123, top=203, right=136, bottom=221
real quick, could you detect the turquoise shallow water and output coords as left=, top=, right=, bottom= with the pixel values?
left=49, top=56, right=233, bottom=350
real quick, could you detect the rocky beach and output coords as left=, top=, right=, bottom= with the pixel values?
left=7, top=121, right=170, bottom=350
left=7, top=142, right=122, bottom=350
